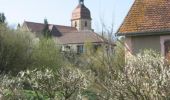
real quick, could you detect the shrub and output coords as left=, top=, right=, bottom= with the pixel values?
left=0, top=67, right=90, bottom=99
left=122, top=50, right=170, bottom=99
left=0, top=24, right=63, bottom=73
left=0, top=25, right=35, bottom=74
left=31, top=38, right=63, bottom=71
left=94, top=50, right=170, bottom=100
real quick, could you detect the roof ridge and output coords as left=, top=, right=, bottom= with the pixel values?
left=24, top=21, right=74, bottom=28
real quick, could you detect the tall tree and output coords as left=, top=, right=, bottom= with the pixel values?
left=17, top=23, right=21, bottom=28
left=0, top=13, right=6, bottom=24
left=43, top=19, right=51, bottom=38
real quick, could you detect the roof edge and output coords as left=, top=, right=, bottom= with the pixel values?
left=116, top=0, right=136, bottom=34
left=116, top=30, right=170, bottom=36
left=71, top=18, right=92, bottom=21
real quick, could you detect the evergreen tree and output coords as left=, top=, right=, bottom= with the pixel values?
left=0, top=13, right=6, bottom=24
left=17, top=23, right=21, bottom=28
left=17, top=23, right=21, bottom=30
left=43, top=19, right=51, bottom=38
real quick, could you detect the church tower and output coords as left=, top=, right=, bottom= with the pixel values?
left=71, top=0, right=92, bottom=31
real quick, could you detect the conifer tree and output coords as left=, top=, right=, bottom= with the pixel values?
left=43, top=19, right=51, bottom=38
left=0, top=13, right=6, bottom=24
left=17, top=23, right=21, bottom=28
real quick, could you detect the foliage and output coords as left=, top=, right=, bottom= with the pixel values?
left=31, top=38, right=63, bottom=71
left=42, top=19, right=51, bottom=38
left=1, top=32, right=170, bottom=99
left=91, top=49, right=170, bottom=100
left=81, top=41, right=125, bottom=99
left=0, top=67, right=90, bottom=100
left=122, top=50, right=170, bottom=99
left=0, top=24, right=35, bottom=74
left=0, top=24, right=62, bottom=74
left=1, top=18, right=170, bottom=99
left=0, top=13, right=6, bottom=24
left=73, top=40, right=170, bottom=100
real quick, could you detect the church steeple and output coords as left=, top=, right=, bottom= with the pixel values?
left=71, top=0, right=92, bottom=31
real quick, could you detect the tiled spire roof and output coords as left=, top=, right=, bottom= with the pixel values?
left=71, top=2, right=91, bottom=20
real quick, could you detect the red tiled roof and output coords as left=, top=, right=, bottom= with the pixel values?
left=23, top=21, right=105, bottom=44
left=117, top=0, right=170, bottom=35
left=24, top=21, right=77, bottom=33
left=56, top=31, right=105, bottom=44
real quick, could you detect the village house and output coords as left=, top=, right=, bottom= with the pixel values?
left=117, top=0, right=170, bottom=58
left=21, top=0, right=106, bottom=54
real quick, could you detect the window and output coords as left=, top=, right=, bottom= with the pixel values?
left=61, top=45, right=71, bottom=52
left=77, top=45, right=84, bottom=54
left=75, top=21, right=77, bottom=27
left=65, top=45, right=70, bottom=49
left=85, top=21, right=87, bottom=27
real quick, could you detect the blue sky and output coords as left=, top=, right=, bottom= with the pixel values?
left=0, top=0, right=134, bottom=32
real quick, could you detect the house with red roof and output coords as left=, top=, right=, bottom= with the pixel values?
left=117, top=0, right=170, bottom=58
left=22, top=0, right=107, bottom=53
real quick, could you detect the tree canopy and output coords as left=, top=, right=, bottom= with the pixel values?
left=42, top=19, right=51, bottom=38
left=0, top=13, right=6, bottom=24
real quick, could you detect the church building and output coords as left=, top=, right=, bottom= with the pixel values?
left=22, top=0, right=106, bottom=53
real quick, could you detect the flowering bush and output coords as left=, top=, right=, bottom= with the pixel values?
left=95, top=50, right=170, bottom=100
left=123, top=50, right=170, bottom=99
left=0, top=67, right=90, bottom=100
